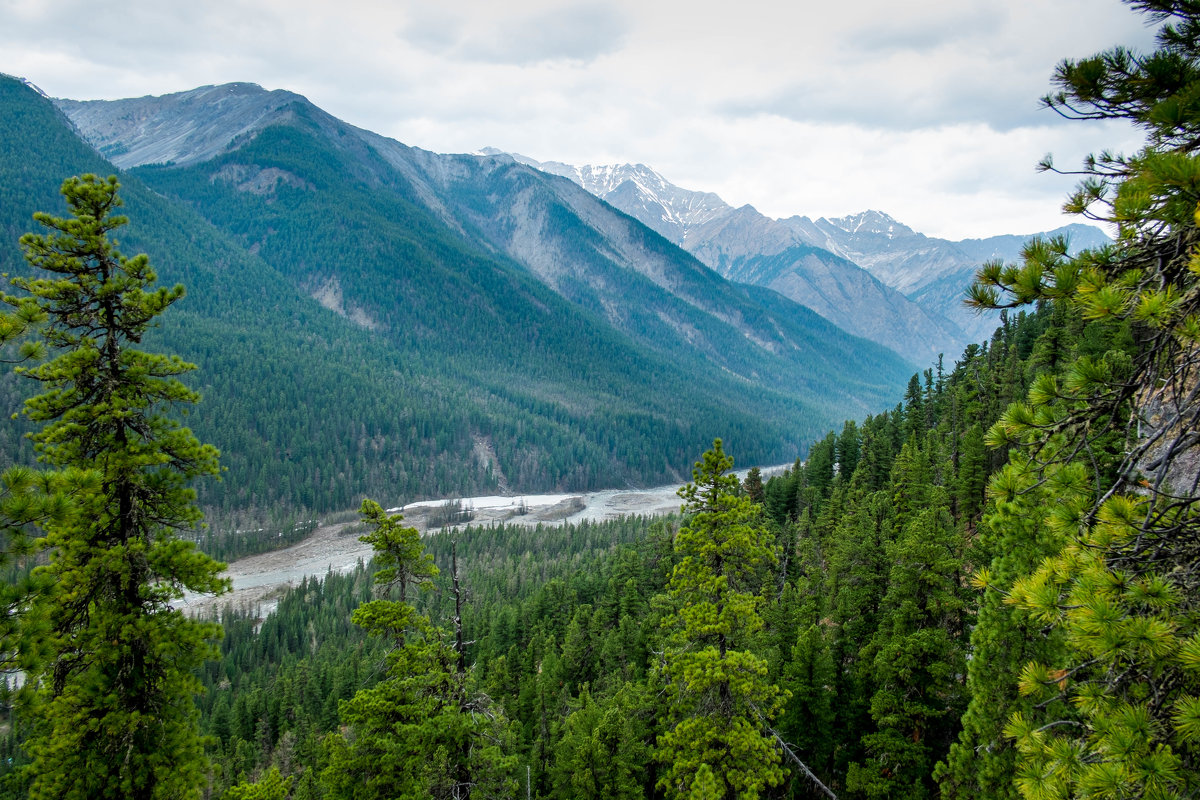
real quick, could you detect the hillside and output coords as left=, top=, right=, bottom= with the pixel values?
left=1, top=77, right=914, bottom=527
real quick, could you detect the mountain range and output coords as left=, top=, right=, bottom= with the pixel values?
left=503, top=155, right=1111, bottom=348
left=0, top=77, right=914, bottom=519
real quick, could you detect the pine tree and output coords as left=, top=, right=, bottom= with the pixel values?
left=324, top=500, right=515, bottom=800
left=4, top=174, right=228, bottom=800
left=357, top=498, right=437, bottom=605
left=552, top=683, right=650, bottom=800
left=655, top=440, right=786, bottom=800
left=967, top=3, right=1200, bottom=795
left=224, top=768, right=293, bottom=800
left=847, top=500, right=969, bottom=800
left=935, top=458, right=1066, bottom=799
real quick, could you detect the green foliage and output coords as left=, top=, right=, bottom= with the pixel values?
left=848, top=501, right=969, bottom=800
left=323, top=498, right=516, bottom=800
left=965, top=4, right=1200, bottom=796
left=224, top=767, right=292, bottom=800
left=0, top=74, right=854, bottom=529
left=552, top=683, right=650, bottom=799
left=4, top=175, right=227, bottom=799
left=936, top=462, right=1068, bottom=800
left=356, top=499, right=436, bottom=604
left=656, top=440, right=785, bottom=799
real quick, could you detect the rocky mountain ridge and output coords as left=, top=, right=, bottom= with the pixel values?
left=505, top=155, right=1110, bottom=345
left=507, top=154, right=973, bottom=358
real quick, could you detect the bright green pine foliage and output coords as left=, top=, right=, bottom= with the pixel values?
left=3, top=175, right=228, bottom=800
left=656, top=440, right=785, bottom=800
left=966, top=3, right=1200, bottom=797
left=689, top=764, right=724, bottom=800
left=357, top=498, right=437, bottom=604
left=223, top=767, right=292, bottom=800
left=551, top=683, right=651, bottom=800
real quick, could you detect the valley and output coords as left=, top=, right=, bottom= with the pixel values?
left=183, top=464, right=788, bottom=617
left=2, top=5, right=1191, bottom=794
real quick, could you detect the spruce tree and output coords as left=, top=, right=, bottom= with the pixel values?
left=846, top=499, right=969, bottom=800
left=655, top=439, right=785, bottom=800
left=5, top=174, right=228, bottom=800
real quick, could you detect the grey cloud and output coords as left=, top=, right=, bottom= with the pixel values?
left=719, top=67, right=1062, bottom=133
left=401, top=6, right=464, bottom=53
left=402, top=2, right=629, bottom=65
left=847, top=6, right=1004, bottom=55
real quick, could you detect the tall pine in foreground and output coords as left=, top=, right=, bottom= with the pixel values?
left=4, top=175, right=228, bottom=800
left=966, top=2, right=1200, bottom=795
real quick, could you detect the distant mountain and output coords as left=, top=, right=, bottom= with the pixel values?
left=487, top=152, right=730, bottom=243
left=507, top=156, right=1110, bottom=347
left=779, top=210, right=1112, bottom=341
left=505, top=156, right=969, bottom=360
left=32, top=81, right=913, bottom=517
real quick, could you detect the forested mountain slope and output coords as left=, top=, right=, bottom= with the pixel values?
left=60, top=83, right=914, bottom=390
left=71, top=302, right=1108, bottom=800
left=1, top=76, right=910, bottom=528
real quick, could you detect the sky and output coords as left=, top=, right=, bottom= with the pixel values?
left=0, top=0, right=1163, bottom=239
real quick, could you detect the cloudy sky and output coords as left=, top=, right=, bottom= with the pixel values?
left=1, top=0, right=1161, bottom=239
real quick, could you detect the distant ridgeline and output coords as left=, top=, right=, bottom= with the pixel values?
left=0, top=75, right=914, bottom=536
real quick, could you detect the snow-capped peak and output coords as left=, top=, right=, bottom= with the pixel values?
left=826, top=210, right=914, bottom=239
left=479, top=149, right=733, bottom=243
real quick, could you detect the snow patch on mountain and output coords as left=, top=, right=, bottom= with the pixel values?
left=484, top=150, right=732, bottom=242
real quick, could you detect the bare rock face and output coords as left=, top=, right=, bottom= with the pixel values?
left=56, top=83, right=309, bottom=169
left=211, top=164, right=315, bottom=195
left=1137, top=367, right=1200, bottom=501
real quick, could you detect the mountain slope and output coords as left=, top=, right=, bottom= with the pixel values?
left=2, top=76, right=827, bottom=522
left=508, top=155, right=970, bottom=361
left=37, top=80, right=916, bottom=512
left=58, top=84, right=910, bottom=407
left=780, top=210, right=1113, bottom=340
left=510, top=156, right=1110, bottom=349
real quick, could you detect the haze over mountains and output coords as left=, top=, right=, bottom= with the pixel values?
left=1, top=77, right=918, bottom=518
left=503, top=154, right=1111, bottom=349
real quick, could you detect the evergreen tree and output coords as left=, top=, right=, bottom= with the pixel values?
left=936, top=460, right=1066, bottom=799
left=655, top=440, right=786, bottom=800
left=357, top=497, right=437, bottom=605
left=552, top=683, right=650, bottom=800
left=743, top=467, right=765, bottom=506
left=777, top=623, right=837, bottom=793
left=5, top=175, right=228, bottom=800
left=968, top=3, right=1200, bottom=795
left=324, top=500, right=515, bottom=800
left=847, top=500, right=969, bottom=800
left=224, top=768, right=292, bottom=800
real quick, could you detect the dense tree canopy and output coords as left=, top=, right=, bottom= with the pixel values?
left=6, top=4, right=1200, bottom=800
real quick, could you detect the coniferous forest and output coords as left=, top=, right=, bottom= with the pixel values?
left=2, top=1, right=1200, bottom=798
